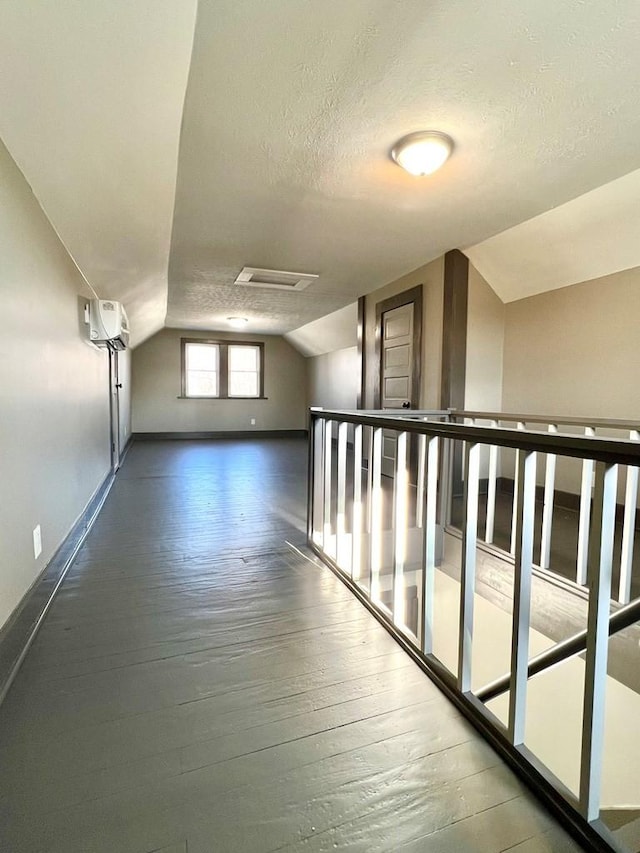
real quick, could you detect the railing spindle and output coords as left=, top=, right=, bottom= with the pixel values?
left=458, top=441, right=480, bottom=692
left=392, top=431, right=409, bottom=627
left=508, top=450, right=537, bottom=745
left=311, top=417, right=324, bottom=545
left=370, top=426, right=383, bottom=601
left=510, top=422, right=526, bottom=555
left=484, top=420, right=498, bottom=544
left=539, top=424, right=558, bottom=570
left=576, top=427, right=596, bottom=586
left=351, top=424, right=363, bottom=582
left=579, top=461, right=618, bottom=822
left=619, top=429, right=639, bottom=604
left=416, top=431, right=427, bottom=529
left=421, top=436, right=439, bottom=655
left=323, top=419, right=334, bottom=557
left=365, top=425, right=374, bottom=537
left=336, top=421, right=348, bottom=570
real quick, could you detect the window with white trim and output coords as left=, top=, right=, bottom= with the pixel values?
left=181, top=339, right=264, bottom=399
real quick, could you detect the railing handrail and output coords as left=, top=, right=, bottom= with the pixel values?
left=310, top=407, right=450, bottom=417
left=476, top=596, right=640, bottom=704
left=311, top=406, right=640, bottom=432
left=309, top=409, right=640, bottom=466
left=452, top=410, right=640, bottom=432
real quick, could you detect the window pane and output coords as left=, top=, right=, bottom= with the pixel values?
left=229, top=371, right=258, bottom=397
left=229, top=345, right=258, bottom=371
left=187, top=371, right=218, bottom=397
left=186, top=343, right=218, bottom=371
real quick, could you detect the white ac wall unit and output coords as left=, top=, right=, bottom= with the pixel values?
left=88, top=299, right=130, bottom=350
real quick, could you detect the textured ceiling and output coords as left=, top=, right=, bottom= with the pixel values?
left=0, top=0, right=197, bottom=346
left=3, top=1, right=640, bottom=344
left=465, top=168, right=640, bottom=302
left=168, top=0, right=640, bottom=334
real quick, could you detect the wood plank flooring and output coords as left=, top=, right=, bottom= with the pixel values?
left=0, top=439, right=583, bottom=852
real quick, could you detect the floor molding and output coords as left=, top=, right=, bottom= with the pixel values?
left=497, top=475, right=640, bottom=531
left=0, top=469, right=115, bottom=706
left=133, top=429, right=308, bottom=441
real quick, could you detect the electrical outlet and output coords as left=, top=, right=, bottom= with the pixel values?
left=33, top=525, right=42, bottom=559
left=250, top=418, right=256, bottom=426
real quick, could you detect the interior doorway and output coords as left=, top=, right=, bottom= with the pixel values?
left=108, top=348, right=121, bottom=472
left=374, top=284, right=423, bottom=410
left=374, top=285, right=423, bottom=474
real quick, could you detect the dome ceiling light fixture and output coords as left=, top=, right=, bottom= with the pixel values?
left=391, top=131, right=454, bottom=176
left=227, top=316, right=249, bottom=328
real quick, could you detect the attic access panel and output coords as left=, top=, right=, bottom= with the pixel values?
left=234, top=267, right=318, bottom=292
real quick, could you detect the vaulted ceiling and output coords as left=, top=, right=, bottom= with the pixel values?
left=2, top=0, right=640, bottom=346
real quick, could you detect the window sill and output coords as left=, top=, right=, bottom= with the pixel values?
left=177, top=395, right=269, bottom=400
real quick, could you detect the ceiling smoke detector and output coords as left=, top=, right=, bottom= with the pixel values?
left=234, top=267, right=318, bottom=292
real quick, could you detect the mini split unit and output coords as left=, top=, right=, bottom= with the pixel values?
left=86, top=299, right=130, bottom=350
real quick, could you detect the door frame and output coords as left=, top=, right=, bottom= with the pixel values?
left=108, top=347, right=121, bottom=473
left=373, top=284, right=423, bottom=409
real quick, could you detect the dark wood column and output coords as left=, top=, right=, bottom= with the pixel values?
left=440, top=249, right=469, bottom=507
left=440, top=249, right=469, bottom=411
left=357, top=295, right=365, bottom=409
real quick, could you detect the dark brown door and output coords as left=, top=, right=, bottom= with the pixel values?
left=375, top=285, right=423, bottom=475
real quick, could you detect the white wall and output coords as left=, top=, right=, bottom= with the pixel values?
left=465, top=263, right=505, bottom=412
left=118, top=348, right=132, bottom=450
left=285, top=303, right=357, bottom=358
left=132, top=328, right=308, bottom=432
left=308, top=346, right=358, bottom=410
left=0, top=138, right=111, bottom=630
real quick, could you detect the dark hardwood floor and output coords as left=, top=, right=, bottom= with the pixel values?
left=0, top=438, right=582, bottom=852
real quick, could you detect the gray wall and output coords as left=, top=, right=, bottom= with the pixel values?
left=501, top=266, right=640, bottom=497
left=132, top=328, right=308, bottom=432
left=503, top=266, right=640, bottom=419
left=0, top=138, right=112, bottom=630
left=307, top=346, right=358, bottom=410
